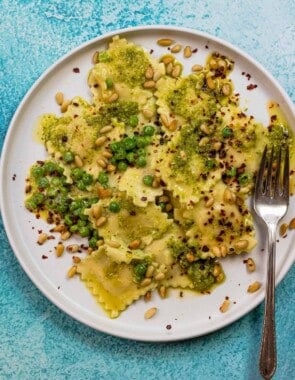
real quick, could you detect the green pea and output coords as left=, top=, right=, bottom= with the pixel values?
left=117, top=161, right=128, bottom=171
left=136, top=136, right=149, bottom=148
left=77, top=181, right=87, bottom=191
left=136, top=156, right=147, bottom=167
left=82, top=173, right=94, bottom=186
left=32, top=192, right=45, bottom=205
left=43, top=161, right=58, bottom=175
left=222, top=127, right=233, bottom=138
left=71, top=167, right=84, bottom=180
left=114, top=148, right=126, bottom=161
left=142, top=175, right=154, bottom=186
left=89, top=236, right=98, bottom=249
left=46, top=187, right=58, bottom=198
left=70, top=224, right=79, bottom=233
left=97, top=171, right=109, bottom=185
left=129, top=115, right=139, bottom=127
left=143, top=125, right=155, bottom=136
left=123, top=137, right=137, bottom=151
left=79, top=226, right=90, bottom=237
left=126, top=152, right=135, bottom=163
left=238, top=173, right=250, bottom=186
left=133, top=262, right=148, bottom=282
left=109, top=141, right=122, bottom=152
left=136, top=148, right=146, bottom=157
left=25, top=198, right=37, bottom=211
left=226, top=167, right=237, bottom=177
left=205, top=159, right=216, bottom=169
left=63, top=151, right=74, bottom=163
left=105, top=78, right=113, bottom=89
left=64, top=214, right=74, bottom=226
left=109, top=201, right=121, bottom=213
left=31, top=165, right=45, bottom=178
left=37, top=177, right=49, bottom=189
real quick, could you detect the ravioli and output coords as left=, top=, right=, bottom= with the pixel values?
left=24, top=35, right=295, bottom=318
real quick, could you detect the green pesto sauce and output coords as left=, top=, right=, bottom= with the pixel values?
left=166, top=75, right=217, bottom=122
left=109, top=46, right=150, bottom=87
left=187, top=260, right=216, bottom=292
left=85, top=101, right=139, bottom=127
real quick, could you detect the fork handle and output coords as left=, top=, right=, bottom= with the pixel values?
left=259, top=223, right=277, bottom=379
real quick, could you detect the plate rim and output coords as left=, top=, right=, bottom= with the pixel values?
left=1, top=25, right=295, bottom=342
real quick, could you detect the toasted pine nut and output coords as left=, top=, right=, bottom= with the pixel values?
left=108, top=93, right=119, bottom=102
left=171, top=64, right=181, bottom=78
left=206, top=77, right=215, bottom=90
left=66, top=244, right=80, bottom=253
left=106, top=239, right=121, bottom=248
left=192, top=64, right=203, bottom=72
left=55, top=92, right=64, bottom=105
left=199, top=136, right=210, bottom=147
left=213, top=141, right=222, bottom=151
left=209, top=59, right=218, bottom=69
left=223, top=188, right=236, bottom=204
left=219, top=298, right=231, bottom=313
left=222, top=83, right=231, bottom=96
left=60, top=100, right=70, bottom=113
left=279, top=223, right=288, bottom=236
left=247, top=281, right=261, bottom=293
left=171, top=44, right=182, bottom=53
left=97, top=158, right=107, bottom=168
left=168, top=119, right=178, bottom=131
left=158, top=285, right=167, bottom=298
left=102, top=150, right=113, bottom=159
left=154, top=272, right=165, bottom=281
left=128, top=239, right=141, bottom=250
left=106, top=164, right=116, bottom=172
left=161, top=55, right=174, bottom=65
left=145, top=66, right=154, bottom=79
left=205, top=196, right=214, bottom=208
left=141, top=278, right=152, bottom=287
left=184, top=45, right=192, bottom=58
left=92, top=204, right=102, bottom=218
left=95, top=136, right=107, bottom=146
left=235, top=239, right=249, bottom=250
left=52, top=224, right=66, bottom=233
left=67, top=265, right=77, bottom=278
left=200, top=124, right=212, bottom=135
left=55, top=243, right=65, bottom=257
left=213, top=264, right=222, bottom=277
left=61, top=231, right=71, bottom=241
left=72, top=256, right=81, bottom=264
left=74, top=155, right=83, bottom=168
left=157, top=38, right=173, bottom=46
left=37, top=233, right=48, bottom=245
left=165, top=62, right=173, bottom=75
left=143, top=80, right=156, bottom=89
left=145, top=265, right=155, bottom=278
left=289, top=218, right=295, bottom=229
left=142, top=108, right=154, bottom=119
left=96, top=216, right=107, bottom=227
left=246, top=258, right=256, bottom=272
left=160, top=114, right=170, bottom=128
left=144, top=307, right=157, bottom=319
left=100, top=125, right=113, bottom=134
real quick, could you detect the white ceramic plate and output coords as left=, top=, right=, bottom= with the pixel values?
left=1, top=26, right=295, bottom=341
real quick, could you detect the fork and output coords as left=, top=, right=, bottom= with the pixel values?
left=253, top=145, right=289, bottom=379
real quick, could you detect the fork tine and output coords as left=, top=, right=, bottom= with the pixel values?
left=255, top=145, right=268, bottom=198
left=265, top=145, right=274, bottom=196
left=282, top=145, right=289, bottom=200
left=274, top=147, right=281, bottom=196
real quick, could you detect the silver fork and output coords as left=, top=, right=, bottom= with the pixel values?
left=253, top=145, right=289, bottom=379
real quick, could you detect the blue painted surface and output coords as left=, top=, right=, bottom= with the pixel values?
left=0, top=1, right=294, bottom=379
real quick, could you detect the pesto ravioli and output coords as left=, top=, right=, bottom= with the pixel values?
left=24, top=36, right=295, bottom=318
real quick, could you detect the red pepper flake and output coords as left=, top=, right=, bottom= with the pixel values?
left=247, top=84, right=258, bottom=90
left=12, top=174, right=17, bottom=181
left=73, top=67, right=80, bottom=73
left=205, top=44, right=209, bottom=49
left=192, top=47, right=198, bottom=53
left=150, top=49, right=154, bottom=54
left=166, top=324, right=172, bottom=330
left=42, top=255, right=48, bottom=259
left=179, top=291, right=183, bottom=298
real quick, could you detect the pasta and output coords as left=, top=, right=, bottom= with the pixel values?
left=24, top=35, right=295, bottom=317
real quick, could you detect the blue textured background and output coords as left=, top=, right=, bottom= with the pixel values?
left=0, top=1, right=294, bottom=379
